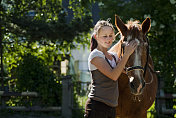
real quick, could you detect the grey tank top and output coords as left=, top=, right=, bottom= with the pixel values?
left=88, top=55, right=119, bottom=107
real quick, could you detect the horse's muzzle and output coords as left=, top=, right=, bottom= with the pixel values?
left=129, top=78, right=146, bottom=95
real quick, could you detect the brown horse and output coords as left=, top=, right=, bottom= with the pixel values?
left=110, top=15, right=158, bottom=118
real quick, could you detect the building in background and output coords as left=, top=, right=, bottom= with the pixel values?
left=70, top=46, right=90, bottom=82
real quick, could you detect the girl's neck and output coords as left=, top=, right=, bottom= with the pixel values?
left=96, top=47, right=108, bottom=55
left=97, top=47, right=113, bottom=60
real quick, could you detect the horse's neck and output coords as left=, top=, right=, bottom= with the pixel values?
left=148, top=55, right=155, bottom=71
left=145, top=55, right=156, bottom=76
left=109, top=39, right=122, bottom=58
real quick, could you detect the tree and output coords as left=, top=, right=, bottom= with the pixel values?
left=0, top=0, right=93, bottom=110
left=0, top=0, right=93, bottom=77
left=1, top=0, right=92, bottom=51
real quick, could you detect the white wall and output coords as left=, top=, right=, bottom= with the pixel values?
left=71, top=46, right=91, bottom=82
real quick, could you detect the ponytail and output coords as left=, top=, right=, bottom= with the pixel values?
left=90, top=36, right=98, bottom=51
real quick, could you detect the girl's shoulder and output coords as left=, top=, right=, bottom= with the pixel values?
left=88, top=49, right=105, bottom=71
left=88, top=49, right=105, bottom=62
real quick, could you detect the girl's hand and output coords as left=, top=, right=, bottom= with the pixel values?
left=124, top=40, right=138, bottom=56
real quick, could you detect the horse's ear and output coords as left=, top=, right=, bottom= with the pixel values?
left=115, top=14, right=127, bottom=36
left=142, top=17, right=151, bottom=34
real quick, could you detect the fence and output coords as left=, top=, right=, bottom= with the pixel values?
left=1, top=75, right=175, bottom=118
left=0, top=76, right=74, bottom=118
left=155, top=77, right=176, bottom=118
left=71, top=81, right=90, bottom=111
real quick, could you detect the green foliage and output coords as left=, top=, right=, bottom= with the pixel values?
left=1, top=0, right=93, bottom=48
left=72, top=78, right=89, bottom=118
left=147, top=102, right=157, bottom=118
left=0, top=0, right=92, bottom=116
left=1, top=0, right=94, bottom=109
left=13, top=53, right=62, bottom=106
left=2, top=33, right=63, bottom=109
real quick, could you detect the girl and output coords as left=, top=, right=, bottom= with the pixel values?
left=84, top=20, right=138, bottom=118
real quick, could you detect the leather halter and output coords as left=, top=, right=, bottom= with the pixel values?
left=121, top=36, right=149, bottom=78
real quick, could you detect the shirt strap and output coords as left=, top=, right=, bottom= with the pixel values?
left=105, top=54, right=117, bottom=69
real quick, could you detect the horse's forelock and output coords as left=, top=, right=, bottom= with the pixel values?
left=119, top=20, right=143, bottom=41
left=126, top=20, right=142, bottom=31
left=124, top=20, right=144, bottom=41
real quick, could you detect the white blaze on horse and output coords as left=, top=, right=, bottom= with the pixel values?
left=110, top=15, right=158, bottom=118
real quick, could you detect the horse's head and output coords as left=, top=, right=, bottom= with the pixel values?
left=115, top=15, right=151, bottom=95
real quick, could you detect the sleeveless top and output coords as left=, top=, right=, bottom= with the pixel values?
left=88, top=49, right=119, bottom=107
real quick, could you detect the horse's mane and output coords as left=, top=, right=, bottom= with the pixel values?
left=126, top=20, right=142, bottom=31
left=120, top=20, right=142, bottom=37
left=117, top=20, right=143, bottom=37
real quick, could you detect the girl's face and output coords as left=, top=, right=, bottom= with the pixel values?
left=96, top=26, right=115, bottom=49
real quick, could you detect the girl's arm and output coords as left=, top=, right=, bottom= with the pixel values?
left=91, top=53, right=129, bottom=81
left=91, top=40, right=137, bottom=81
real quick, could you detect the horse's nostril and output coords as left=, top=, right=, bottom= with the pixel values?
left=130, top=82, right=135, bottom=89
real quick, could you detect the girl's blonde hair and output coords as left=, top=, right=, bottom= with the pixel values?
left=91, top=19, right=114, bottom=51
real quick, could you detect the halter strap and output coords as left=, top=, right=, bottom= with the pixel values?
left=125, top=66, right=144, bottom=73
left=105, top=54, right=117, bottom=69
